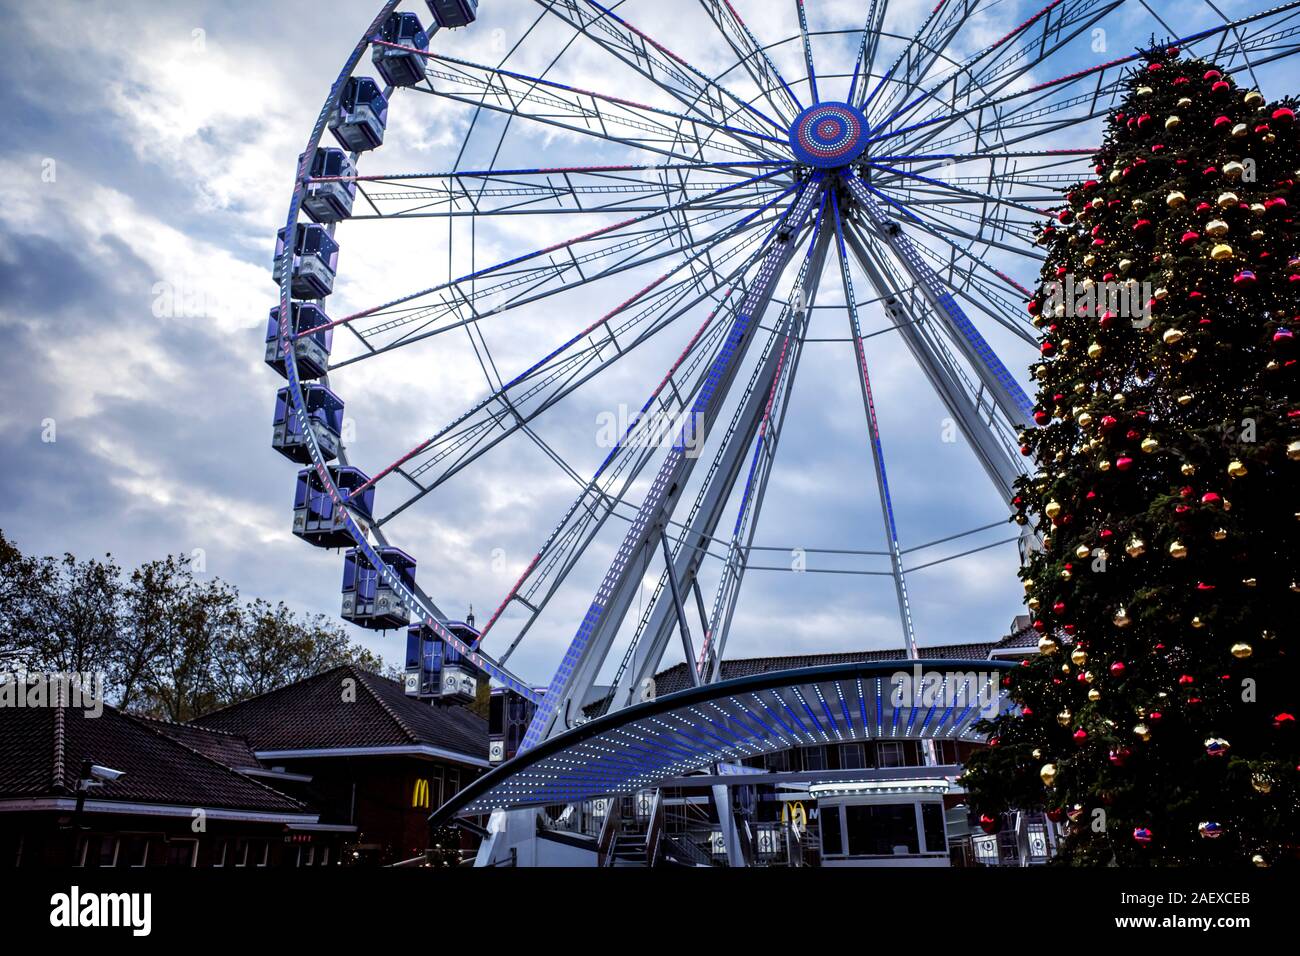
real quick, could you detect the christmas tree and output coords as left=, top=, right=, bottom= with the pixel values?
left=961, top=44, right=1300, bottom=866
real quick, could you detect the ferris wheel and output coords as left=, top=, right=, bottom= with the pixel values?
left=269, top=0, right=1300, bottom=753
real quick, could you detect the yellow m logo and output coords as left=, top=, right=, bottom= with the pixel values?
left=412, top=778, right=430, bottom=809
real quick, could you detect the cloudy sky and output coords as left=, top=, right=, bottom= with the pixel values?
left=1, top=0, right=1290, bottom=687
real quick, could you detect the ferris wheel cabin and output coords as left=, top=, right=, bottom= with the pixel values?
left=403, top=620, right=485, bottom=704
left=272, top=384, right=344, bottom=463
left=301, top=148, right=356, bottom=224
left=341, top=546, right=416, bottom=630
left=373, top=12, right=430, bottom=88
left=426, top=0, right=478, bottom=29
left=264, top=303, right=333, bottom=380
left=292, top=465, right=375, bottom=549
left=329, top=76, right=388, bottom=153
left=272, top=223, right=339, bottom=299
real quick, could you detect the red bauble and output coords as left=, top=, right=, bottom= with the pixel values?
left=979, top=814, right=999, bottom=834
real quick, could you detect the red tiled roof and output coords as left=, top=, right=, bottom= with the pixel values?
left=0, top=703, right=309, bottom=815
left=191, top=664, right=487, bottom=761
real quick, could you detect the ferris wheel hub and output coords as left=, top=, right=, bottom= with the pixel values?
left=788, top=101, right=870, bottom=169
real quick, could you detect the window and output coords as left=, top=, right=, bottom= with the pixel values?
left=803, top=746, right=827, bottom=772
left=763, top=749, right=790, bottom=772
left=921, top=802, right=946, bottom=854
left=318, top=846, right=330, bottom=867
left=447, top=769, right=461, bottom=796
left=212, top=840, right=228, bottom=867
left=121, top=836, right=149, bottom=868
left=76, top=835, right=119, bottom=868
left=164, top=840, right=197, bottom=867
left=820, top=806, right=844, bottom=856
left=304, top=845, right=316, bottom=867
left=234, top=838, right=267, bottom=868
left=845, top=803, right=920, bottom=856
left=839, top=743, right=865, bottom=770
left=876, top=742, right=905, bottom=768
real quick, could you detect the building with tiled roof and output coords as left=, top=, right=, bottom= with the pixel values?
left=0, top=698, right=344, bottom=868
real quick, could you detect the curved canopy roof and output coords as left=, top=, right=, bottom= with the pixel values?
left=432, top=659, right=1012, bottom=824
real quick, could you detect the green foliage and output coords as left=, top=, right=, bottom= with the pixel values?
left=0, top=528, right=387, bottom=720
left=962, top=47, right=1299, bottom=866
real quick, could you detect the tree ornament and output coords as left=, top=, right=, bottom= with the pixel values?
left=1133, top=827, right=1153, bottom=844
left=1252, top=854, right=1269, bottom=868
left=1056, top=708, right=1072, bottom=727
left=1113, top=607, right=1132, bottom=628
left=1217, top=191, right=1239, bottom=207
left=1227, top=460, right=1248, bottom=477
left=1288, top=440, right=1300, bottom=461
left=978, top=814, right=999, bottom=834
left=1140, top=437, right=1159, bottom=453
left=1212, top=528, right=1227, bottom=540
left=1040, top=763, right=1058, bottom=787
left=1210, top=242, right=1234, bottom=260
left=1231, top=642, right=1253, bottom=659
left=1045, top=500, right=1062, bottom=518
left=1162, top=328, right=1185, bottom=344
left=1181, top=462, right=1196, bottom=476
left=1205, top=218, right=1230, bottom=237
left=1166, top=189, right=1186, bottom=207
left=1038, top=635, right=1059, bottom=655
left=1251, top=773, right=1273, bottom=794
left=1088, top=688, right=1101, bottom=702
left=1169, top=540, right=1188, bottom=558
left=1125, top=538, right=1146, bottom=557
left=1204, top=737, right=1231, bottom=757
left=1134, top=722, right=1152, bottom=741
left=1198, top=821, right=1225, bottom=839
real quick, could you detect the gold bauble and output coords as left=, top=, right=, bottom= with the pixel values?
left=1134, top=722, right=1151, bottom=741
left=1250, top=202, right=1266, bottom=216
left=1166, top=189, right=1186, bottom=207
left=1071, top=647, right=1088, bottom=666
left=1162, top=328, right=1185, bottom=344
left=1244, top=90, right=1264, bottom=106
left=1056, top=708, right=1072, bottom=727
left=1177, top=97, right=1192, bottom=108
left=1040, top=763, right=1058, bottom=787
left=1210, top=243, right=1234, bottom=260
left=1169, top=540, right=1188, bottom=559
left=1060, top=568, right=1072, bottom=580
left=1191, top=615, right=1205, bottom=629
left=1177, top=394, right=1193, bottom=405
left=1140, top=437, right=1159, bottom=453
left=1125, top=539, right=1146, bottom=558
left=1218, top=191, right=1240, bottom=208
left=1180, top=462, right=1197, bottom=476
left=1153, top=286, right=1169, bottom=301
left=1038, top=635, right=1059, bottom=655
left=1251, top=229, right=1265, bottom=241
left=1252, top=854, right=1269, bottom=868
left=1243, top=577, right=1257, bottom=587
left=1098, top=460, right=1111, bottom=472
left=1227, top=460, right=1248, bottom=478
left=1108, top=169, right=1122, bottom=184
left=1088, top=688, right=1101, bottom=702
left=1136, top=86, right=1153, bottom=96
left=1077, top=411, right=1093, bottom=427
left=1087, top=342, right=1103, bottom=359
left=1251, top=773, right=1273, bottom=794
left=1205, top=219, right=1229, bottom=237
left=1061, top=662, right=1072, bottom=674
left=1225, top=161, right=1247, bottom=178
left=1045, top=500, right=1062, bottom=519
left=1231, top=642, right=1253, bottom=659
left=1082, top=253, right=1097, bottom=267
left=1075, top=544, right=1091, bottom=559
left=1231, top=123, right=1249, bottom=138
left=1114, top=607, right=1131, bottom=628
left=1288, top=440, right=1300, bottom=461
left=1027, top=596, right=1041, bottom=610
left=1166, top=115, right=1182, bottom=131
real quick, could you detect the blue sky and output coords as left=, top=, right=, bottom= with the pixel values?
left=1, top=0, right=1291, bottom=687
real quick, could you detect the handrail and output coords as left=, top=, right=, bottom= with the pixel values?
left=596, top=797, right=622, bottom=867
left=645, top=790, right=665, bottom=866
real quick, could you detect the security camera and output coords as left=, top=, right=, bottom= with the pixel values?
left=88, top=765, right=125, bottom=783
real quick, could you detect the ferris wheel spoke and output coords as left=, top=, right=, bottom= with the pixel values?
left=698, top=0, right=804, bottom=121
left=859, top=0, right=975, bottom=121
left=416, top=49, right=789, bottom=162
left=334, top=160, right=789, bottom=220
left=311, top=166, right=792, bottom=346
left=339, top=191, right=789, bottom=371
left=794, top=0, right=819, bottom=104
left=362, top=208, right=785, bottom=517
left=518, top=178, right=826, bottom=748
left=869, top=1, right=1300, bottom=155
left=874, top=0, right=1120, bottom=139
left=537, top=0, right=789, bottom=141
left=846, top=0, right=889, bottom=104
left=841, top=224, right=1026, bottom=505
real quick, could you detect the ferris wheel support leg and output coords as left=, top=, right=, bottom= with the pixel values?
left=840, top=226, right=1026, bottom=505
left=659, top=528, right=701, bottom=689
left=611, top=226, right=833, bottom=712
left=520, top=182, right=827, bottom=751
